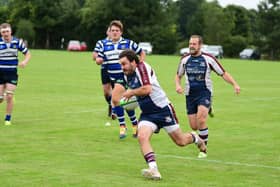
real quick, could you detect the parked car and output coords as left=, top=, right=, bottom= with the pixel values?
left=139, top=42, right=153, bottom=54
left=180, top=47, right=189, bottom=55
left=67, top=40, right=87, bottom=51
left=80, top=41, right=88, bottom=51
left=203, top=45, right=223, bottom=58
left=239, top=48, right=261, bottom=60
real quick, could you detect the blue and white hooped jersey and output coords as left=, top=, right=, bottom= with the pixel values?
left=125, top=62, right=170, bottom=114
left=0, top=37, right=28, bottom=71
left=96, top=37, right=142, bottom=77
left=177, top=53, right=225, bottom=95
left=93, top=38, right=110, bottom=70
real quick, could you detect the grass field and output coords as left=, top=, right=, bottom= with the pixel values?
left=0, top=50, right=279, bottom=186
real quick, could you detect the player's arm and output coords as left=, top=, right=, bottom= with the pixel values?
left=19, top=51, right=31, bottom=68
left=222, top=72, right=240, bottom=94
left=93, top=51, right=104, bottom=65
left=123, top=85, right=152, bottom=99
left=175, top=59, right=186, bottom=94
left=175, top=74, right=184, bottom=94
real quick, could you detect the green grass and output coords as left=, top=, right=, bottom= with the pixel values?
left=0, top=50, right=279, bottom=186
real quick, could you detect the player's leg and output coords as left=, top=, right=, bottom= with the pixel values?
left=168, top=128, right=206, bottom=153
left=125, top=109, right=138, bottom=138
left=186, top=95, right=199, bottom=130
left=197, top=105, right=209, bottom=143
left=163, top=104, right=207, bottom=152
left=0, top=84, right=4, bottom=103
left=4, top=83, right=16, bottom=125
left=102, top=83, right=114, bottom=118
left=111, top=83, right=127, bottom=139
left=101, top=67, right=115, bottom=119
left=196, top=93, right=211, bottom=158
left=138, top=120, right=161, bottom=180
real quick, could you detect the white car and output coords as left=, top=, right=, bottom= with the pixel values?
left=139, top=42, right=153, bottom=54
left=180, top=47, right=189, bottom=55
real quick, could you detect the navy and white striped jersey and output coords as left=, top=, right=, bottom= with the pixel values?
left=125, top=62, right=170, bottom=114
left=0, top=37, right=28, bottom=71
left=177, top=53, right=225, bottom=95
left=94, top=37, right=110, bottom=70
left=96, top=37, right=142, bottom=79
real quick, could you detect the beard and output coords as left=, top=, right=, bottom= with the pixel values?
left=190, top=48, right=200, bottom=56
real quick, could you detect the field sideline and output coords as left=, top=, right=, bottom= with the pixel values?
left=0, top=50, right=279, bottom=186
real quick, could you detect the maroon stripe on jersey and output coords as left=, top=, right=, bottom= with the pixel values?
left=137, top=62, right=150, bottom=85
left=202, top=52, right=225, bottom=73
left=168, top=104, right=179, bottom=124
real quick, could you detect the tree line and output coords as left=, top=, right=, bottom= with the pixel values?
left=0, top=0, right=279, bottom=59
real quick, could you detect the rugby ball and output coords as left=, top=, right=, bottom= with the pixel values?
left=120, top=96, right=138, bottom=111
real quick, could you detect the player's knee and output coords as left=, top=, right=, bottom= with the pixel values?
left=137, top=132, right=149, bottom=144
left=111, top=97, right=120, bottom=106
left=174, top=139, right=187, bottom=147
left=5, top=90, right=14, bottom=101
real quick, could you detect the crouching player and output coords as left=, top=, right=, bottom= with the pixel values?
left=119, top=50, right=206, bottom=180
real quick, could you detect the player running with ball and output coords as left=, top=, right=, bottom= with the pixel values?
left=119, top=49, right=206, bottom=180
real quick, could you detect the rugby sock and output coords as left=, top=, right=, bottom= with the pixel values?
left=126, top=110, right=138, bottom=125
left=144, top=152, right=158, bottom=170
left=113, top=106, right=125, bottom=126
left=191, top=133, right=198, bottom=144
left=5, top=114, right=11, bottom=121
left=199, top=128, right=208, bottom=146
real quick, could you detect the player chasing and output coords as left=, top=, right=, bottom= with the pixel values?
left=94, top=20, right=145, bottom=139
left=175, top=35, right=240, bottom=158
left=119, top=49, right=206, bottom=180
left=93, top=27, right=116, bottom=120
left=0, top=23, right=31, bottom=125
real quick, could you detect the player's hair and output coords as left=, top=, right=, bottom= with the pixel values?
left=109, top=20, right=123, bottom=32
left=190, top=35, right=203, bottom=44
left=0, top=23, right=11, bottom=30
left=119, top=50, right=140, bottom=64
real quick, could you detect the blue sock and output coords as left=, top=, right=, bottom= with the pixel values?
left=113, top=106, right=125, bottom=126
left=5, top=115, right=11, bottom=121
left=126, top=110, right=138, bottom=125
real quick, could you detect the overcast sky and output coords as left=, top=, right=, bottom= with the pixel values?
left=207, top=0, right=263, bottom=10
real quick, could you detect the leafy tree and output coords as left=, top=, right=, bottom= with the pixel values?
left=176, top=0, right=205, bottom=43
left=81, top=0, right=178, bottom=53
left=0, top=5, right=9, bottom=23
left=224, top=5, right=253, bottom=41
left=258, top=0, right=280, bottom=59
left=15, top=19, right=35, bottom=47
left=223, top=35, right=247, bottom=57
left=201, top=1, right=234, bottom=45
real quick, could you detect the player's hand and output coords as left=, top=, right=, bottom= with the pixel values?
left=176, top=86, right=184, bottom=94
left=95, top=57, right=104, bottom=65
left=19, top=61, right=27, bottom=68
left=234, top=84, right=240, bottom=95
left=123, top=90, right=134, bottom=99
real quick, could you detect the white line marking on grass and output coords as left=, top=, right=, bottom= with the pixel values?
left=158, top=154, right=280, bottom=170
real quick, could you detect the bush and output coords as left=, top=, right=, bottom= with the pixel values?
left=223, top=35, right=247, bottom=57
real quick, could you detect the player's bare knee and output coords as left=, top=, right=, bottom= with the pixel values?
left=174, top=138, right=187, bottom=147
left=5, top=90, right=14, bottom=101
left=137, top=132, right=149, bottom=144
